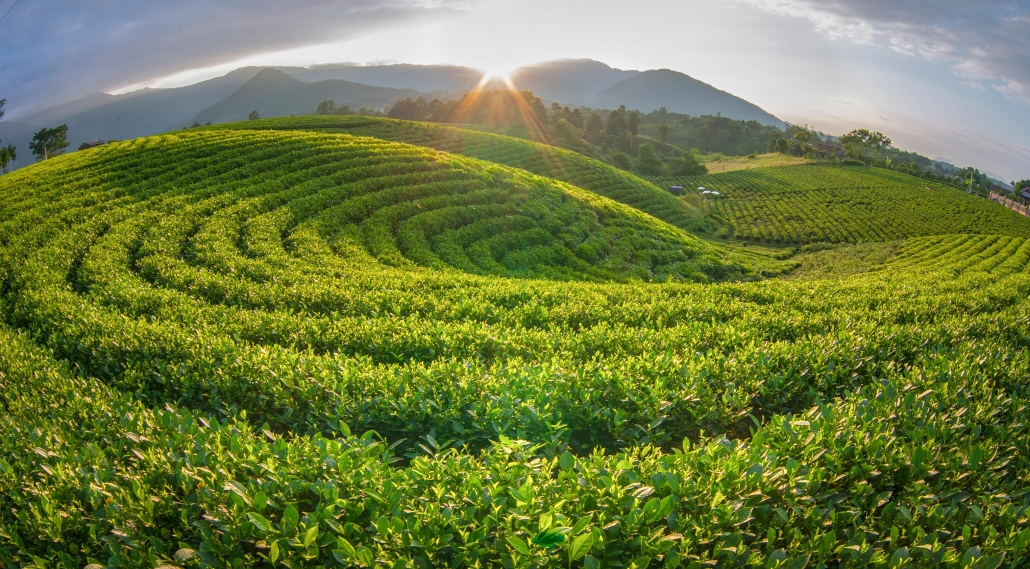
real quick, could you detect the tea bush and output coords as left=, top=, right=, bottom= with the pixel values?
left=1, top=123, right=1028, bottom=569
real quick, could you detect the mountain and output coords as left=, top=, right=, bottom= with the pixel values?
left=1, top=67, right=266, bottom=170
left=1, top=58, right=786, bottom=172
left=509, top=59, right=638, bottom=105
left=595, top=69, right=784, bottom=127
left=281, top=63, right=483, bottom=93
left=183, top=68, right=446, bottom=125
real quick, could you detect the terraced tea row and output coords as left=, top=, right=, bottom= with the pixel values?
left=1, top=125, right=1029, bottom=568
left=668, top=165, right=1030, bottom=244
left=222, top=116, right=715, bottom=234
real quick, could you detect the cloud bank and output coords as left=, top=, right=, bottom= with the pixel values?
left=0, top=0, right=472, bottom=117
left=738, top=0, right=1030, bottom=104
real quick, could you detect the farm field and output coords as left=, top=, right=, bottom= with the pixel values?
left=698, top=153, right=817, bottom=174
left=665, top=165, right=1030, bottom=244
left=1, top=120, right=1029, bottom=569
left=223, top=116, right=716, bottom=235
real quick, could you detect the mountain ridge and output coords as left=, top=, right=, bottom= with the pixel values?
left=1, top=59, right=786, bottom=171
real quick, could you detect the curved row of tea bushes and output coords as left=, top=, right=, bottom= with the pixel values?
left=0, top=124, right=1029, bottom=568
left=221, top=116, right=715, bottom=235
left=669, top=165, right=1030, bottom=244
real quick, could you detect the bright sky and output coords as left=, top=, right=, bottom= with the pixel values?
left=2, top=0, right=1029, bottom=180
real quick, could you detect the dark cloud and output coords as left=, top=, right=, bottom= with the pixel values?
left=740, top=0, right=1030, bottom=104
left=0, top=0, right=472, bottom=117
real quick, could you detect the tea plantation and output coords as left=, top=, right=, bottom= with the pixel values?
left=667, top=165, right=1030, bottom=244
left=1, top=121, right=1029, bottom=569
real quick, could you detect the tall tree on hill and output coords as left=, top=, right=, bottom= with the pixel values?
left=657, top=122, right=669, bottom=143
left=29, top=125, right=69, bottom=161
left=316, top=100, right=337, bottom=115
left=0, top=100, right=11, bottom=173
left=584, top=112, right=604, bottom=143
left=635, top=142, right=663, bottom=176
left=606, top=107, right=627, bottom=138
left=249, top=110, right=261, bottom=120
left=627, top=111, right=641, bottom=136
left=840, top=129, right=892, bottom=163
left=0, top=144, right=15, bottom=174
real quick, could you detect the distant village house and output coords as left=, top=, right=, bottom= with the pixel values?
left=78, top=140, right=106, bottom=151
left=815, top=144, right=845, bottom=159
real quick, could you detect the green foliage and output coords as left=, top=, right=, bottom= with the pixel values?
left=315, top=100, right=354, bottom=116
left=635, top=143, right=663, bottom=176
left=670, top=164, right=1030, bottom=244
left=249, top=109, right=260, bottom=120
left=0, top=118, right=1028, bottom=568
left=28, top=124, right=69, bottom=161
left=229, top=115, right=716, bottom=234
left=667, top=152, right=707, bottom=176
left=0, top=143, right=15, bottom=174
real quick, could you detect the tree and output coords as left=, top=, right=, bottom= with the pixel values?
left=635, top=143, right=663, bottom=176
left=1013, top=179, right=1030, bottom=192
left=584, top=112, right=604, bottom=143
left=553, top=118, right=581, bottom=149
left=29, top=125, right=69, bottom=161
left=0, top=98, right=5, bottom=120
left=605, top=108, right=627, bottom=138
left=249, top=110, right=261, bottom=120
left=205, top=121, right=212, bottom=126
left=627, top=111, right=641, bottom=136
left=0, top=143, right=16, bottom=174
left=657, top=122, right=669, bottom=143
left=840, top=129, right=892, bottom=163
left=568, top=108, right=584, bottom=129
left=774, top=138, right=789, bottom=154
left=388, top=97, right=430, bottom=121
left=667, top=151, right=707, bottom=176
left=191, top=122, right=201, bottom=128
left=316, top=100, right=336, bottom=115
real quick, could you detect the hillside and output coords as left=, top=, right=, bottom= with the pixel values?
left=224, top=115, right=718, bottom=235
left=667, top=164, right=1030, bottom=243
left=596, top=69, right=785, bottom=127
left=1, top=118, right=1028, bottom=568
left=509, top=59, right=639, bottom=104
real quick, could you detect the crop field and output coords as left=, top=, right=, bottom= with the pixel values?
left=666, top=165, right=1030, bottom=244
left=1, top=122, right=1029, bottom=569
left=699, top=154, right=816, bottom=175
left=225, top=116, right=715, bottom=235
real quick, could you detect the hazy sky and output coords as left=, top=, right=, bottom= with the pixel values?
left=1, top=0, right=1028, bottom=180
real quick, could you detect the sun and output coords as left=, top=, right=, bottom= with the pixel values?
left=479, top=64, right=515, bottom=82
left=475, top=64, right=519, bottom=91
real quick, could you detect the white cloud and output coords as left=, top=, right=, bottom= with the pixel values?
left=736, top=0, right=1030, bottom=104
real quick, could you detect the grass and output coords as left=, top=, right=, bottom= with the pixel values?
left=0, top=119, right=1029, bottom=568
left=697, top=152, right=817, bottom=174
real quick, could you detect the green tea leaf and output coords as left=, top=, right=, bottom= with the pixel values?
left=248, top=512, right=271, bottom=533
left=569, top=532, right=595, bottom=560
left=507, top=536, right=531, bottom=555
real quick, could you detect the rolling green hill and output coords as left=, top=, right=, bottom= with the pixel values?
left=1, top=120, right=1029, bottom=569
left=667, top=164, right=1030, bottom=243
left=220, top=115, right=717, bottom=234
